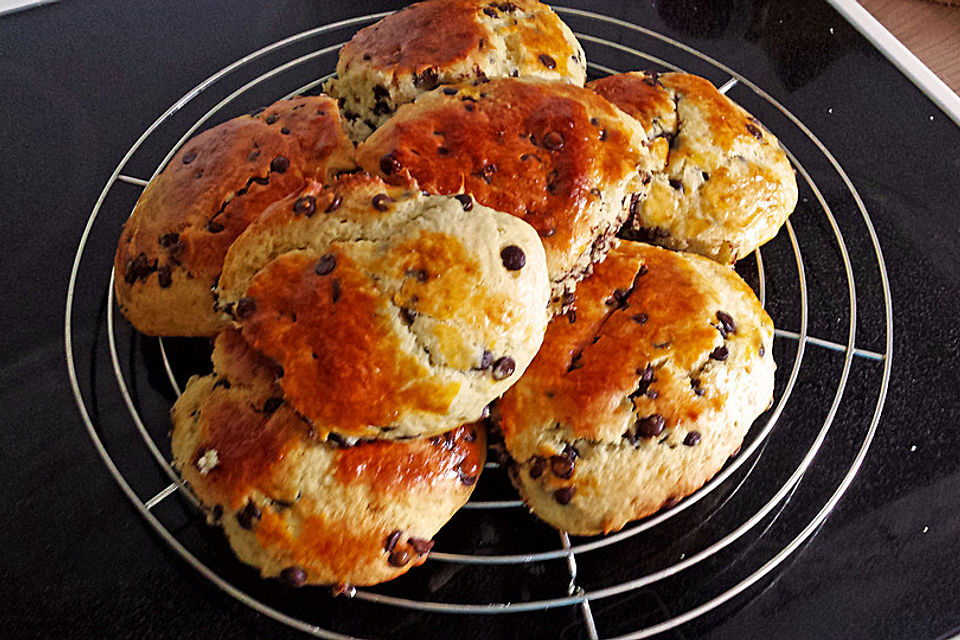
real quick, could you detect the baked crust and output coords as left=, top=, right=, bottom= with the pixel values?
left=356, top=78, right=667, bottom=305
left=325, top=0, right=586, bottom=141
left=498, top=241, right=775, bottom=535
left=114, top=95, right=356, bottom=336
left=172, top=329, right=486, bottom=587
left=589, top=72, right=798, bottom=264
left=219, top=173, right=550, bottom=440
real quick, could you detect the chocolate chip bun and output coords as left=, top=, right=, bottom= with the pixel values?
left=355, top=78, right=667, bottom=305
left=114, top=95, right=356, bottom=336
left=172, top=329, right=485, bottom=587
left=324, top=0, right=586, bottom=142
left=588, top=72, right=798, bottom=265
left=218, top=173, right=550, bottom=440
left=498, top=241, right=775, bottom=535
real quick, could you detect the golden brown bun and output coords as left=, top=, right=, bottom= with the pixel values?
left=325, top=0, right=586, bottom=141
left=219, top=173, right=550, bottom=440
left=114, top=95, right=356, bottom=336
left=171, top=328, right=486, bottom=587
left=356, top=78, right=667, bottom=304
left=498, top=241, right=775, bottom=535
left=589, top=72, right=798, bottom=264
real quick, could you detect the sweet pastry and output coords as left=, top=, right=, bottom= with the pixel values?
left=356, top=78, right=667, bottom=305
left=218, top=173, right=550, bottom=440
left=324, top=0, right=586, bottom=141
left=114, top=94, right=356, bottom=336
left=498, top=241, right=775, bottom=535
left=589, top=71, right=798, bottom=264
left=172, top=329, right=486, bottom=587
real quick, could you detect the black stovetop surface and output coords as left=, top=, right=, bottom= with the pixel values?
left=3, top=1, right=959, bottom=638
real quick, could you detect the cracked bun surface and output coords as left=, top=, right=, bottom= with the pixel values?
left=589, top=72, right=798, bottom=264
left=218, top=173, right=550, bottom=440
left=325, top=0, right=586, bottom=142
left=172, top=329, right=486, bottom=587
left=356, top=78, right=667, bottom=305
left=498, top=241, right=775, bottom=535
left=113, top=94, right=356, bottom=336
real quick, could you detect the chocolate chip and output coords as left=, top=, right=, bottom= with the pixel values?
left=500, top=245, right=525, bottom=271
left=279, top=566, right=307, bottom=587
left=399, top=307, right=417, bottom=325
left=270, top=155, right=289, bottom=173
left=710, top=345, right=729, bottom=361
left=632, top=313, right=648, bottom=324
left=413, top=67, right=438, bottom=89
left=454, top=193, right=473, bottom=210
left=315, top=254, right=337, bottom=276
left=331, top=279, right=341, bottom=303
left=745, top=123, right=763, bottom=140
left=606, top=288, right=630, bottom=309
left=683, top=431, right=702, bottom=446
left=476, top=350, right=493, bottom=370
left=701, top=171, right=710, bottom=181
left=492, top=356, right=515, bottom=380
left=636, top=414, right=665, bottom=438
left=235, top=297, right=257, bottom=319
left=543, top=131, right=564, bottom=151
left=373, top=100, right=392, bottom=116
left=567, top=310, right=576, bottom=324
left=554, top=486, right=575, bottom=505
left=641, top=171, right=652, bottom=185
left=181, top=151, right=196, bottom=165
left=263, top=397, right=283, bottom=415
left=550, top=454, right=575, bottom=479
left=408, top=538, right=434, bottom=555
left=539, top=53, right=556, bottom=69
left=157, top=265, right=172, bottom=288
left=280, top=127, right=291, bottom=135
left=407, top=269, right=428, bottom=283
left=293, top=195, right=317, bottom=216
left=599, top=129, right=608, bottom=141
left=388, top=550, right=410, bottom=567
left=265, top=113, right=279, bottom=125
left=324, top=194, right=342, bottom=213
left=691, top=379, right=705, bottom=396
left=669, top=178, right=683, bottom=191
left=475, top=163, right=497, bottom=184
left=483, top=6, right=497, bottom=17
left=236, top=501, right=261, bottom=529
left=498, top=2, right=517, bottom=10
left=384, top=529, right=402, bottom=552
left=458, top=469, right=478, bottom=485
left=716, top=311, right=736, bottom=334
left=443, top=87, right=458, bottom=95
left=529, top=456, right=546, bottom=479
left=380, top=152, right=402, bottom=175
left=567, top=351, right=583, bottom=372
left=372, top=194, right=393, bottom=211
left=206, top=221, right=224, bottom=233
left=362, top=53, right=371, bottom=61
left=158, top=233, right=179, bottom=248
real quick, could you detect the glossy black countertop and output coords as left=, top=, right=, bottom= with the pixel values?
left=2, top=1, right=959, bottom=638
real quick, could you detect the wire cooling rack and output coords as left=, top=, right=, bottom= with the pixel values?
left=65, top=7, right=893, bottom=639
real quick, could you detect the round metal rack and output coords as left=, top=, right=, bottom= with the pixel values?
left=65, top=7, right=894, bottom=639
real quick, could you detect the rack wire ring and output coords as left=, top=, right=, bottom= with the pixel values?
left=65, top=7, right=893, bottom=639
